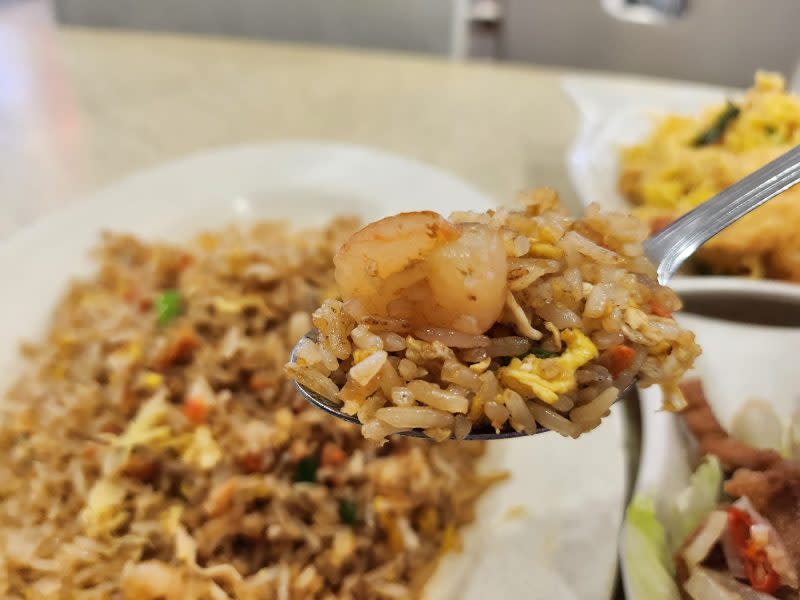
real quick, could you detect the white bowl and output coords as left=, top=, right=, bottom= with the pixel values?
left=621, top=276, right=800, bottom=598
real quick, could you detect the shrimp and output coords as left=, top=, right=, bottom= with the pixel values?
left=334, top=211, right=508, bottom=335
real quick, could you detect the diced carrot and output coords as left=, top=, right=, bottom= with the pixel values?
left=650, top=302, right=673, bottom=318
left=182, top=397, right=208, bottom=425
left=123, top=455, right=159, bottom=481
left=178, top=253, right=194, bottom=270
left=138, top=297, right=153, bottom=312
left=321, top=443, right=347, bottom=467
left=237, top=452, right=263, bottom=473
left=606, top=344, right=636, bottom=378
left=122, top=282, right=151, bottom=310
left=100, top=421, right=123, bottom=434
left=205, top=477, right=238, bottom=517
left=154, top=326, right=200, bottom=370
left=248, top=373, right=276, bottom=392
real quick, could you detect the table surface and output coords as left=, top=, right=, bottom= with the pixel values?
left=0, top=3, right=593, bottom=238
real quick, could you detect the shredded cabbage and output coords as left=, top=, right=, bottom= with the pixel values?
left=624, top=494, right=680, bottom=600
left=685, top=566, right=777, bottom=600
left=181, top=425, right=222, bottom=470
left=81, top=479, right=126, bottom=537
left=730, top=399, right=784, bottom=453
left=112, top=390, right=172, bottom=452
left=670, top=455, right=723, bottom=551
left=160, top=505, right=183, bottom=535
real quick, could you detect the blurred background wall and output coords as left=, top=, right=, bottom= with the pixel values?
left=51, top=0, right=463, bottom=56
left=501, top=0, right=800, bottom=88
left=51, top=0, right=800, bottom=87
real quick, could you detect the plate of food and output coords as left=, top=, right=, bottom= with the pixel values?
left=564, top=71, right=800, bottom=283
left=0, top=141, right=688, bottom=599
left=622, top=276, right=800, bottom=600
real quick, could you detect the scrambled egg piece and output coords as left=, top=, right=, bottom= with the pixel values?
left=160, top=505, right=184, bottom=535
left=134, top=370, right=163, bottom=392
left=528, top=242, right=563, bottom=259
left=440, top=523, right=463, bottom=553
left=112, top=390, right=172, bottom=452
left=81, top=479, right=126, bottom=537
left=106, top=341, right=141, bottom=371
left=373, top=496, right=405, bottom=553
left=352, top=348, right=378, bottom=364
left=469, top=358, right=491, bottom=374
left=181, top=425, right=222, bottom=470
left=498, top=329, right=598, bottom=404
left=211, top=295, right=270, bottom=316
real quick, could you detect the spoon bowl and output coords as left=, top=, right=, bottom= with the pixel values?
left=291, top=333, right=638, bottom=441
left=291, top=144, right=800, bottom=440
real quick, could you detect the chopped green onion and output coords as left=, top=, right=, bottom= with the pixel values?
left=691, top=101, right=740, bottom=147
left=294, top=457, right=318, bottom=483
left=339, top=499, right=357, bottom=525
left=155, top=290, right=183, bottom=326
left=499, top=348, right=557, bottom=363
left=530, top=348, right=557, bottom=359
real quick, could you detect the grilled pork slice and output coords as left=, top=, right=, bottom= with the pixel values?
left=680, top=379, right=783, bottom=471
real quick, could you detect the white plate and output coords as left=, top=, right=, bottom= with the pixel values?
left=0, top=142, right=625, bottom=600
left=621, top=277, right=800, bottom=598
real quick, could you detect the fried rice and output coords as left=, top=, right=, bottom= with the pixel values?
left=287, top=189, right=701, bottom=442
left=0, top=220, right=502, bottom=599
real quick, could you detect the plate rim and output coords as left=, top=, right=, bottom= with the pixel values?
left=0, top=140, right=492, bottom=258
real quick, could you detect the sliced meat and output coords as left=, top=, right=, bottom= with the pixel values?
left=679, top=379, right=782, bottom=471
left=725, top=461, right=800, bottom=579
left=725, top=466, right=800, bottom=513
left=681, top=379, right=728, bottom=437
left=702, top=437, right=784, bottom=472
left=678, top=380, right=800, bottom=596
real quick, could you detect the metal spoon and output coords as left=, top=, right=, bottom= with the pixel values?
left=291, top=144, right=800, bottom=440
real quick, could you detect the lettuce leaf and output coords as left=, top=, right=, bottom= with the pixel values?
left=670, top=455, right=723, bottom=551
left=624, top=494, right=680, bottom=600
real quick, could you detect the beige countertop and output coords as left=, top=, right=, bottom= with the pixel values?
left=1, top=12, right=583, bottom=237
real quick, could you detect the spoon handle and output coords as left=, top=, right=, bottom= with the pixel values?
left=643, top=144, right=800, bottom=284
